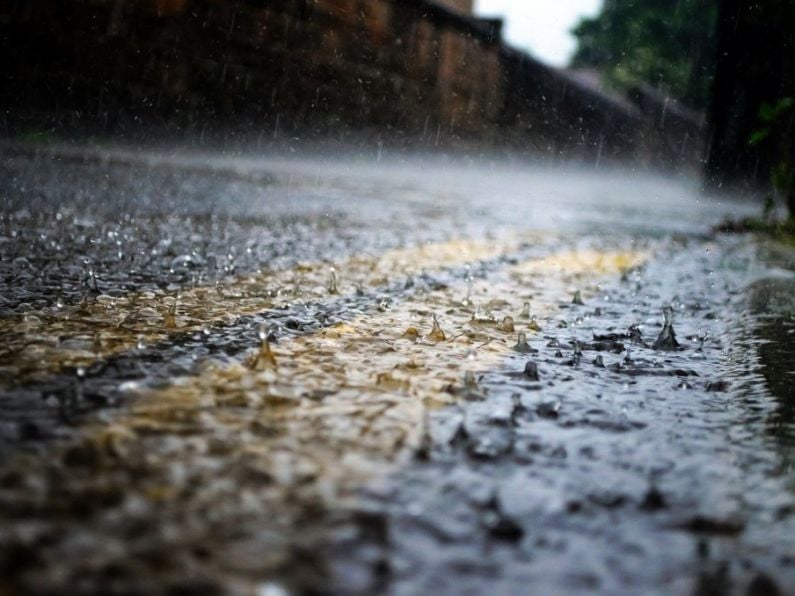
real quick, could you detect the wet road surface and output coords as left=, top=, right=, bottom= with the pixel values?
left=1, top=144, right=794, bottom=595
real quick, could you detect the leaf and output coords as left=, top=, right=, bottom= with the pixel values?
left=759, top=97, right=794, bottom=123
left=759, top=102, right=777, bottom=123
left=748, top=128, right=771, bottom=146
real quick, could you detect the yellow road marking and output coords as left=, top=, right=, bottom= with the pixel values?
left=0, top=245, right=646, bottom=588
left=75, top=248, right=645, bottom=503
left=0, top=237, right=523, bottom=385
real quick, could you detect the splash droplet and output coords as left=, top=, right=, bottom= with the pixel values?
left=328, top=267, right=339, bottom=295
left=513, top=331, right=534, bottom=353
left=428, top=314, right=446, bottom=342
left=248, top=335, right=278, bottom=370
left=653, top=305, right=680, bottom=351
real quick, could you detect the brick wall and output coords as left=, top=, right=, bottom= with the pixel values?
left=433, top=0, right=473, bottom=14
left=0, top=0, right=704, bottom=169
left=0, top=0, right=504, bottom=143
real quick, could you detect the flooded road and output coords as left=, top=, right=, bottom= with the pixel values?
left=1, top=144, right=793, bottom=595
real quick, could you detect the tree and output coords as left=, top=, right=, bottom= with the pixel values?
left=571, top=0, right=719, bottom=110
left=706, top=0, right=795, bottom=219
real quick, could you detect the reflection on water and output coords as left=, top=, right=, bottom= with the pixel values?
left=744, top=277, right=795, bottom=453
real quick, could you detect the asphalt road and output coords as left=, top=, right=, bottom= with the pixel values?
left=0, top=144, right=793, bottom=595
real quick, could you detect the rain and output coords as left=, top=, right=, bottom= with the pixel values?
left=1, top=1, right=794, bottom=595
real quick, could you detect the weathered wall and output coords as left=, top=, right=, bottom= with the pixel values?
left=0, top=0, right=502, bottom=142
left=0, top=0, right=704, bottom=169
left=434, top=0, right=473, bottom=15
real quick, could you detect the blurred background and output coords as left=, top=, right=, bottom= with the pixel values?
left=1, top=0, right=793, bottom=209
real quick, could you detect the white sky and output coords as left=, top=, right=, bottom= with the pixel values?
left=474, top=0, right=604, bottom=67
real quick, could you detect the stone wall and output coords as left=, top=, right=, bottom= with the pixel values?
left=0, top=0, right=704, bottom=169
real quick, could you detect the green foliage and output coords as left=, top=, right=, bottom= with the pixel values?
left=750, top=98, right=794, bottom=148
left=748, top=97, right=795, bottom=221
left=571, top=0, right=719, bottom=109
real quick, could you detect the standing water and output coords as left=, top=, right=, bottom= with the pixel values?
left=0, top=146, right=793, bottom=595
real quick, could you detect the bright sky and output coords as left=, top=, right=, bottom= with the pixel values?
left=474, top=0, right=604, bottom=67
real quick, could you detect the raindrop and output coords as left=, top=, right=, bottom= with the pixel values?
left=572, top=290, right=584, bottom=305
left=164, top=301, right=178, bottom=329
left=428, top=314, right=446, bottom=342
left=513, top=331, right=534, bottom=353
left=653, top=305, right=680, bottom=350
left=327, top=267, right=339, bottom=295
left=463, top=271, right=474, bottom=305
left=520, top=301, right=531, bottom=318
left=523, top=361, right=540, bottom=381
left=501, top=316, right=515, bottom=333
left=403, top=327, right=420, bottom=341
left=249, top=333, right=278, bottom=370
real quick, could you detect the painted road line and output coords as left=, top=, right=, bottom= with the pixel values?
left=0, top=245, right=646, bottom=590
left=0, top=237, right=526, bottom=386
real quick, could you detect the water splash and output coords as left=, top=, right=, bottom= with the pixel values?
left=523, top=361, right=540, bottom=381
left=513, top=331, right=534, bottom=353
left=247, top=324, right=278, bottom=370
left=653, top=305, right=680, bottom=350
left=328, top=267, right=339, bottom=295
left=428, top=314, right=446, bottom=342
left=164, top=301, right=178, bottom=329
